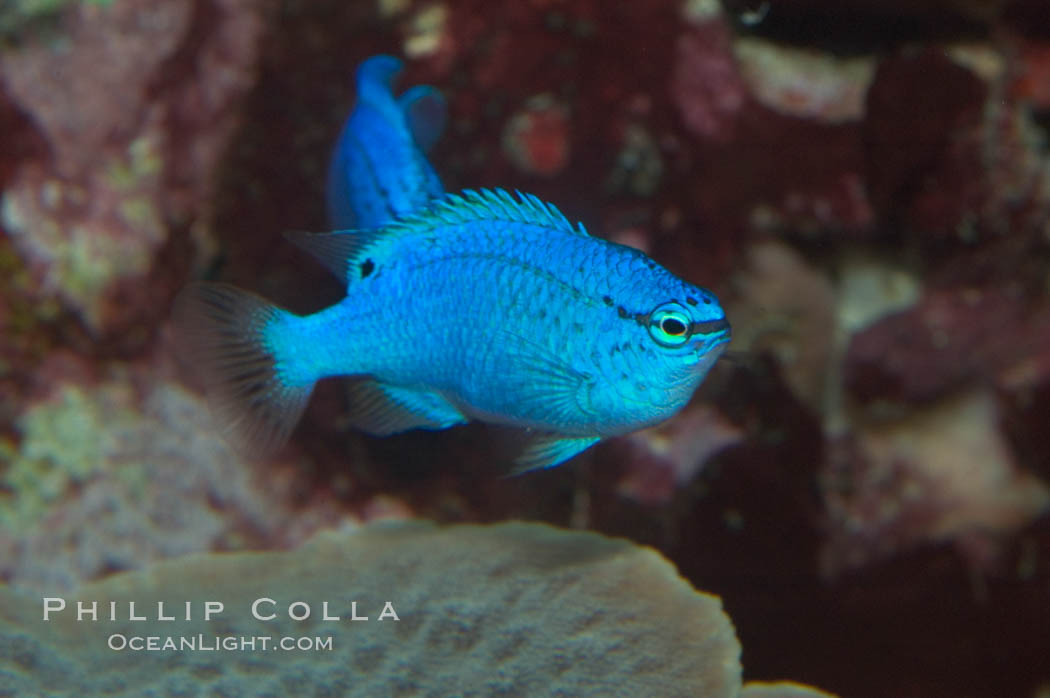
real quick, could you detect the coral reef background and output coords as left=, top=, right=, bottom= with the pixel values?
left=1, top=1, right=1049, bottom=696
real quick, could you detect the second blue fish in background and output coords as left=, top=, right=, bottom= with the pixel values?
left=326, top=54, right=446, bottom=229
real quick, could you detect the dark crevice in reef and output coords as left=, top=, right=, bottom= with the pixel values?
left=721, top=0, right=993, bottom=55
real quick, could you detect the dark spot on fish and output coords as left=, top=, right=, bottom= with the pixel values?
left=617, top=306, right=629, bottom=319
left=703, top=296, right=712, bottom=305
left=360, top=259, right=375, bottom=278
left=602, top=295, right=614, bottom=306
left=620, top=373, right=629, bottom=380
left=686, top=296, right=698, bottom=306
left=538, top=308, right=547, bottom=319
left=573, top=322, right=584, bottom=334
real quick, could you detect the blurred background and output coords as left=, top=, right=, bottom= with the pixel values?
left=1, top=1, right=1049, bottom=696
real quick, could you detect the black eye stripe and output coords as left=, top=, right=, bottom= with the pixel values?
left=621, top=303, right=727, bottom=345
left=689, top=319, right=730, bottom=335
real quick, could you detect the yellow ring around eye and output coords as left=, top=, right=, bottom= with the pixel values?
left=648, top=304, right=692, bottom=348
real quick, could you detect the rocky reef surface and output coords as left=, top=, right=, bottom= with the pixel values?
left=1, top=1, right=1049, bottom=696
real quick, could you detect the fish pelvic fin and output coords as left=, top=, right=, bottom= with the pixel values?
left=506, top=433, right=601, bottom=475
left=174, top=282, right=314, bottom=458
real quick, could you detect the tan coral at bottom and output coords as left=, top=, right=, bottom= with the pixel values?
left=743, top=681, right=839, bottom=698
left=0, top=521, right=775, bottom=697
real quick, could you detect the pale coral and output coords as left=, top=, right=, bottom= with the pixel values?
left=1, top=521, right=746, bottom=697
left=0, top=355, right=348, bottom=591
left=821, top=390, right=1050, bottom=574
left=733, top=38, right=876, bottom=124
left=0, top=0, right=265, bottom=334
left=727, top=241, right=837, bottom=413
left=618, top=405, right=744, bottom=505
left=743, top=681, right=840, bottom=698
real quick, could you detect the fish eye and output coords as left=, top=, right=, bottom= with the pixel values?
left=648, top=303, right=692, bottom=347
left=660, top=317, right=687, bottom=336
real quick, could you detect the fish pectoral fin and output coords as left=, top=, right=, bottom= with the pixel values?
left=399, top=85, right=447, bottom=152
left=508, top=433, right=601, bottom=474
left=347, top=380, right=467, bottom=436
left=497, top=330, right=596, bottom=425
left=284, top=229, right=382, bottom=283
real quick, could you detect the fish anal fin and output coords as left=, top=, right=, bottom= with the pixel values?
left=347, top=380, right=466, bottom=436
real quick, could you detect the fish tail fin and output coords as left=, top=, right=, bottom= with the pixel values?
left=174, top=282, right=314, bottom=457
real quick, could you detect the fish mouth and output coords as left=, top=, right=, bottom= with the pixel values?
left=689, top=318, right=730, bottom=336
left=691, top=318, right=731, bottom=348
left=688, top=318, right=731, bottom=365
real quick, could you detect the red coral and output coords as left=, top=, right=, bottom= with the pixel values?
left=863, top=49, right=988, bottom=235
left=502, top=97, right=571, bottom=176
left=845, top=287, right=1050, bottom=406
left=1011, top=38, right=1050, bottom=110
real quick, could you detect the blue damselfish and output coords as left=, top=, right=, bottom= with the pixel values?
left=326, top=54, right=446, bottom=229
left=177, top=189, right=730, bottom=472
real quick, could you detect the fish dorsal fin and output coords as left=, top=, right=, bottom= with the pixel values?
left=509, top=433, right=601, bottom=474
left=347, top=380, right=467, bottom=436
left=395, top=189, right=589, bottom=238
left=399, top=85, right=447, bottom=152
left=290, top=190, right=587, bottom=282
left=284, top=229, right=382, bottom=283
